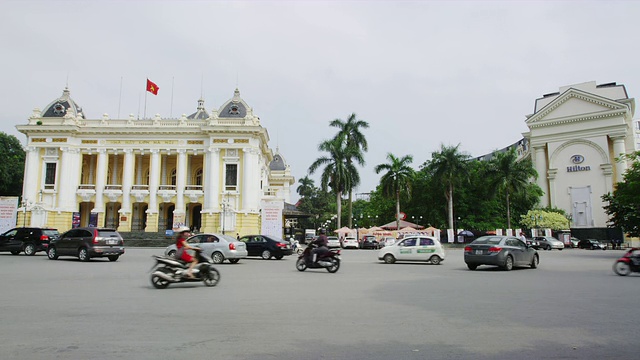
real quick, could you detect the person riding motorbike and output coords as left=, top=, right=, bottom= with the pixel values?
left=174, top=226, right=198, bottom=278
left=310, top=228, right=329, bottom=264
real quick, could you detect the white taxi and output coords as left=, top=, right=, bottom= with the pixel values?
left=377, top=236, right=445, bottom=265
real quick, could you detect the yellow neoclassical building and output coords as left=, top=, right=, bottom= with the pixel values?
left=16, top=87, right=294, bottom=236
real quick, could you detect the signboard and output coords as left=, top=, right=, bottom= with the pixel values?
left=89, top=213, right=98, bottom=227
left=172, top=213, right=186, bottom=231
left=0, top=197, right=19, bottom=234
left=72, top=212, right=81, bottom=228
left=261, top=200, right=284, bottom=239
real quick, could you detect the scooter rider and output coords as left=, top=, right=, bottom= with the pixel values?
left=175, top=226, right=198, bottom=278
left=311, top=228, right=329, bottom=264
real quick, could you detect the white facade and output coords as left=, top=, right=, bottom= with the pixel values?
left=16, top=87, right=294, bottom=235
left=523, top=81, right=637, bottom=228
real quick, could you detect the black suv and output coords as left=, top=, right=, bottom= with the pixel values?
left=361, top=235, right=380, bottom=249
left=47, top=227, right=125, bottom=261
left=0, top=227, right=60, bottom=256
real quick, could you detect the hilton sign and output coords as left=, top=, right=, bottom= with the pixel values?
left=567, top=154, right=590, bottom=172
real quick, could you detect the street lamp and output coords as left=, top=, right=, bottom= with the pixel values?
left=21, top=198, right=29, bottom=227
left=565, top=214, right=573, bottom=229
left=531, top=214, right=543, bottom=236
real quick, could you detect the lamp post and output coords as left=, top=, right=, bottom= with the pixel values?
left=565, top=214, right=572, bottom=229
left=531, top=214, right=543, bottom=236
left=221, top=194, right=230, bottom=235
left=21, top=198, right=29, bottom=227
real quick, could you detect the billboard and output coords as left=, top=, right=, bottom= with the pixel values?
left=0, top=197, right=19, bottom=234
left=260, top=200, right=284, bottom=239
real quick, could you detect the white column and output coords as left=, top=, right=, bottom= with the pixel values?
left=176, top=149, right=187, bottom=213
left=612, top=136, right=627, bottom=183
left=136, top=154, right=143, bottom=184
left=57, top=147, right=81, bottom=212
left=161, top=154, right=167, bottom=186
left=207, top=148, right=220, bottom=210
left=93, top=149, right=107, bottom=212
left=149, top=149, right=160, bottom=213
left=242, top=148, right=253, bottom=211
left=23, top=147, right=40, bottom=202
left=121, top=149, right=134, bottom=213
left=534, top=145, right=548, bottom=208
left=88, top=154, right=95, bottom=184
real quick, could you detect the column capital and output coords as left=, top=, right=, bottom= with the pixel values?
left=150, top=149, right=160, bottom=154
left=97, top=148, right=107, bottom=154
left=177, top=149, right=187, bottom=154
left=123, top=148, right=134, bottom=154
left=208, top=147, right=221, bottom=153
left=26, top=146, right=38, bottom=153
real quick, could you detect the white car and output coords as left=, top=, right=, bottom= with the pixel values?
left=382, top=237, right=396, bottom=247
left=327, top=236, right=340, bottom=248
left=378, top=236, right=445, bottom=265
left=342, top=236, right=359, bottom=249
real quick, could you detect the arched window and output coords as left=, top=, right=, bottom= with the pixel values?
left=170, top=168, right=177, bottom=186
left=194, top=168, right=203, bottom=186
left=144, top=169, right=150, bottom=185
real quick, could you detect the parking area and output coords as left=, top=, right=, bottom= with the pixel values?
left=0, top=247, right=637, bottom=360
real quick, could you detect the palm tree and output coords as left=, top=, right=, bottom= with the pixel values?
left=374, top=153, right=415, bottom=231
left=296, top=176, right=315, bottom=198
left=308, top=137, right=360, bottom=229
left=427, top=144, right=470, bottom=231
left=330, top=113, right=369, bottom=228
left=485, top=148, right=538, bottom=229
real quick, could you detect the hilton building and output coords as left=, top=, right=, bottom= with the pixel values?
left=15, top=87, right=295, bottom=235
left=480, top=81, right=639, bottom=231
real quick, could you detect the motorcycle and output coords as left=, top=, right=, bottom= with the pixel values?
left=612, top=248, right=640, bottom=276
left=150, top=247, right=220, bottom=288
left=295, top=243, right=341, bottom=273
left=291, top=239, right=304, bottom=255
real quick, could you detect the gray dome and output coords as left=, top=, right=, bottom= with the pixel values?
left=41, top=87, right=85, bottom=118
left=187, top=98, right=209, bottom=119
left=269, top=153, right=286, bottom=171
left=218, top=88, right=248, bottom=118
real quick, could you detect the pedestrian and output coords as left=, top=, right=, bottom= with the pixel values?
left=236, top=233, right=240, bottom=240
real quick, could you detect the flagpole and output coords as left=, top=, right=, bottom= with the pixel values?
left=144, top=78, right=148, bottom=119
left=117, top=76, right=123, bottom=119
left=170, top=77, right=174, bottom=118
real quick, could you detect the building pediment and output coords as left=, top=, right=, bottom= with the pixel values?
left=526, top=88, right=630, bottom=128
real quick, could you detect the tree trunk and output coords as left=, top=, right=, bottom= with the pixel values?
left=447, top=183, right=454, bottom=231
left=396, top=189, right=401, bottom=231
left=336, top=191, right=342, bottom=229
left=348, top=190, right=353, bottom=228
left=506, top=190, right=511, bottom=230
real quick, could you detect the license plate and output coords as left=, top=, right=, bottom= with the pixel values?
left=107, top=239, right=118, bottom=245
left=475, top=250, right=483, bottom=255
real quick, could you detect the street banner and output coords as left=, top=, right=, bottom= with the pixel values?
left=261, top=200, right=284, bottom=239
left=0, top=197, right=19, bottom=233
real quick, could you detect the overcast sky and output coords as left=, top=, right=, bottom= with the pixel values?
left=2, top=0, right=639, bottom=201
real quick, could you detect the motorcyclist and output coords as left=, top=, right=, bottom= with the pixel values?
left=310, top=228, right=329, bottom=264
left=175, top=226, right=198, bottom=278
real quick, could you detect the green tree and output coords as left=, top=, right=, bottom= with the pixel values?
left=296, top=176, right=315, bottom=198
left=426, top=144, right=470, bottom=230
left=485, top=149, right=538, bottom=229
left=329, top=113, right=369, bottom=228
left=0, top=132, right=25, bottom=196
left=602, top=151, right=640, bottom=237
left=520, top=210, right=569, bottom=231
left=308, top=137, right=360, bottom=229
left=374, top=153, right=415, bottom=231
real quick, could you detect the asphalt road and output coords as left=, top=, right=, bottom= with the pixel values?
left=0, top=246, right=638, bottom=360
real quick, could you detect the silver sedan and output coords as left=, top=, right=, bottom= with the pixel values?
left=464, top=236, right=539, bottom=271
left=164, top=233, right=248, bottom=264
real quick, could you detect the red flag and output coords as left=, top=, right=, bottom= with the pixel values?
left=146, top=79, right=159, bottom=95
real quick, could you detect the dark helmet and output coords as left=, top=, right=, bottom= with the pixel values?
left=319, top=228, right=326, bottom=234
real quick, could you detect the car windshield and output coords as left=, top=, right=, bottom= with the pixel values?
left=472, top=236, right=503, bottom=245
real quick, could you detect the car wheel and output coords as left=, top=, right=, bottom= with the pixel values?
left=261, top=250, right=272, bottom=260
left=168, top=250, right=176, bottom=257
left=47, top=246, right=58, bottom=260
left=546, top=245, right=551, bottom=251
left=24, top=243, right=36, bottom=256
left=275, top=255, right=284, bottom=260
left=108, top=255, right=119, bottom=262
left=467, top=263, right=478, bottom=270
left=78, top=248, right=90, bottom=262
left=211, top=252, right=225, bottom=264
left=10, top=250, right=20, bottom=255
left=229, top=259, right=240, bottom=264
left=383, top=254, right=395, bottom=264
left=429, top=255, right=441, bottom=265
left=530, top=254, right=539, bottom=269
left=503, top=255, right=514, bottom=271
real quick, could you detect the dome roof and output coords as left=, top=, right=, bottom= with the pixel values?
left=187, top=98, right=209, bottom=119
left=218, top=88, right=248, bottom=118
left=41, top=87, right=85, bottom=118
left=269, top=151, right=287, bottom=171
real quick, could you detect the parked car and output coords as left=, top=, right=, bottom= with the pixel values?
left=378, top=236, right=445, bottom=265
left=525, top=238, right=540, bottom=250
left=239, top=234, right=293, bottom=259
left=535, top=236, right=565, bottom=250
left=464, top=235, right=539, bottom=271
left=361, top=235, right=380, bottom=249
left=164, top=233, right=247, bottom=264
left=326, top=236, right=341, bottom=248
left=342, top=236, right=359, bottom=249
left=570, top=237, right=580, bottom=248
left=0, top=227, right=60, bottom=256
left=578, top=238, right=607, bottom=250
left=381, top=237, right=396, bottom=248
left=47, top=227, right=124, bottom=261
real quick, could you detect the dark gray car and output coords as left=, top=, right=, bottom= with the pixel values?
left=464, top=235, right=538, bottom=271
left=48, top=227, right=124, bottom=262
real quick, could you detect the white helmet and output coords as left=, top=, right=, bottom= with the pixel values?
left=175, top=226, right=190, bottom=234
